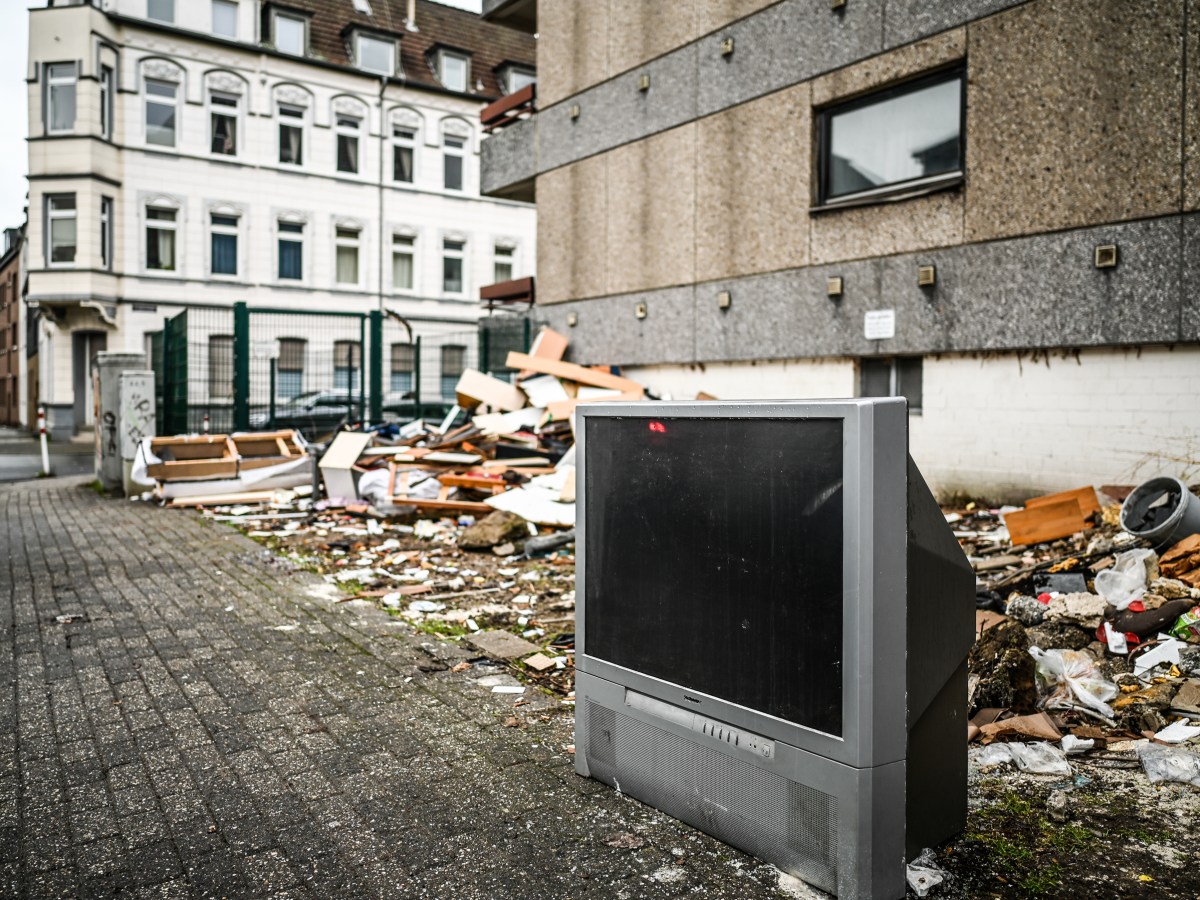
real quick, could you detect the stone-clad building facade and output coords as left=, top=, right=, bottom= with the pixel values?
left=483, top=0, right=1200, bottom=497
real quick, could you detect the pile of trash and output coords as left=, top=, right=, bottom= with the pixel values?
left=963, top=478, right=1200, bottom=789
left=131, top=430, right=312, bottom=503
left=149, top=327, right=659, bottom=697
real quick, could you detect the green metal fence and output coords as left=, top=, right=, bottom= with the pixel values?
left=148, top=303, right=537, bottom=438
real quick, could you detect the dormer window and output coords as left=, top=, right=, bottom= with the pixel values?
left=499, top=64, right=536, bottom=95
left=271, top=10, right=308, bottom=56
left=355, top=34, right=396, bottom=76
left=351, top=0, right=373, bottom=13
left=148, top=0, right=174, bottom=24
left=435, top=50, right=470, bottom=93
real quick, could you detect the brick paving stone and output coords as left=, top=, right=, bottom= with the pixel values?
left=2, top=477, right=792, bottom=899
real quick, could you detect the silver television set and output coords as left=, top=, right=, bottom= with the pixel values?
left=574, top=399, right=974, bottom=899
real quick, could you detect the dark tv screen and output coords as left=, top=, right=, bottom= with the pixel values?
left=584, top=416, right=845, bottom=736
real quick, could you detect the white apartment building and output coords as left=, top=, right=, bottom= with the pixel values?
left=26, top=0, right=537, bottom=437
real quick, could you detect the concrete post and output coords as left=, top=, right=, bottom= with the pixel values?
left=119, top=370, right=156, bottom=497
left=93, top=352, right=146, bottom=493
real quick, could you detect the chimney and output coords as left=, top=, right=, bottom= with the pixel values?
left=406, top=0, right=418, bottom=31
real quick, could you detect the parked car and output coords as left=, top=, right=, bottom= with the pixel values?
left=249, top=390, right=454, bottom=441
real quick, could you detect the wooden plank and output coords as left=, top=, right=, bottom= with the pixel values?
left=1026, top=485, right=1100, bottom=518
left=168, top=490, right=276, bottom=507
left=438, top=474, right=507, bottom=493
left=1005, top=498, right=1087, bottom=546
left=480, top=82, right=535, bottom=129
left=506, top=352, right=644, bottom=396
left=146, top=459, right=239, bottom=480
left=479, top=276, right=535, bottom=302
left=276, top=437, right=291, bottom=457
left=454, top=369, right=527, bottom=411
left=519, top=327, right=569, bottom=378
left=387, top=497, right=493, bottom=513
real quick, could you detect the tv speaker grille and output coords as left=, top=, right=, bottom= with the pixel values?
left=585, top=702, right=838, bottom=891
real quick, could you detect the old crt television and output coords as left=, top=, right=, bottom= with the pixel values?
left=574, top=399, right=974, bottom=900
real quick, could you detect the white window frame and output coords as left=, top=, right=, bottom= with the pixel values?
left=100, top=196, right=114, bottom=271
left=99, top=64, right=113, bottom=141
left=391, top=233, right=415, bottom=293
left=212, top=0, right=238, bottom=38
left=209, top=211, right=240, bottom=278
left=144, top=204, right=178, bottom=273
left=277, top=103, right=306, bottom=166
left=335, top=226, right=361, bottom=286
left=277, top=219, right=304, bottom=282
left=503, top=65, right=536, bottom=95
left=46, top=63, right=77, bottom=135
left=208, top=91, right=240, bottom=157
left=336, top=115, right=361, bottom=175
left=45, top=194, right=77, bottom=268
left=144, top=78, right=178, bottom=148
left=391, top=124, right=416, bottom=184
left=355, top=34, right=395, bottom=76
left=443, top=132, right=466, bottom=192
left=492, top=243, right=515, bottom=284
left=147, top=0, right=175, bottom=24
left=273, top=11, right=307, bottom=56
left=442, top=237, right=466, bottom=296
left=437, top=50, right=469, bottom=92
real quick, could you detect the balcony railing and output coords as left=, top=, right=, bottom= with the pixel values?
left=481, top=83, right=536, bottom=133
left=480, top=276, right=535, bottom=311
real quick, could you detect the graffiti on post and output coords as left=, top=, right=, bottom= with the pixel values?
left=119, top=372, right=156, bottom=461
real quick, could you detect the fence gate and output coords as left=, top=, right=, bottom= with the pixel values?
left=162, top=309, right=189, bottom=435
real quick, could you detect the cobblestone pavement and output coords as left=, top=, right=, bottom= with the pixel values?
left=1, top=477, right=796, bottom=900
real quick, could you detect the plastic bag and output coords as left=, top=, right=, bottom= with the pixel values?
left=970, top=741, right=1072, bottom=775
left=1094, top=548, right=1156, bottom=610
left=1030, top=646, right=1119, bottom=718
left=1137, top=742, right=1200, bottom=788
left=1061, top=734, right=1095, bottom=754
left=906, top=848, right=950, bottom=897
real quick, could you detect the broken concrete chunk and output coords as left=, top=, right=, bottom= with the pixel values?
left=459, top=510, right=531, bottom=551
left=968, top=618, right=1037, bottom=714
left=467, top=630, right=542, bottom=661
left=1004, top=595, right=1045, bottom=627
left=1042, top=592, right=1108, bottom=629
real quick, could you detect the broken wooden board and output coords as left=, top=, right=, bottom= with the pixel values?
left=388, top=497, right=493, bottom=513
left=168, top=490, right=277, bottom=508
left=1005, top=498, right=1087, bottom=546
left=523, top=652, right=557, bottom=672
left=1026, top=485, right=1100, bottom=518
left=454, top=369, right=527, bottom=411
left=519, top=327, right=569, bottom=378
left=467, top=630, right=542, bottom=660
left=505, top=352, right=645, bottom=397
left=437, top=474, right=508, bottom=494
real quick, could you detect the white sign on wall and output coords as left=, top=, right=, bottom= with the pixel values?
left=864, top=309, right=896, bottom=341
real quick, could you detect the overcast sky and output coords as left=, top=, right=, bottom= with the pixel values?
left=0, top=0, right=483, bottom=233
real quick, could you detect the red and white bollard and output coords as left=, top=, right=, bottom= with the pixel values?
left=38, top=406, right=51, bottom=476
left=202, top=413, right=210, bottom=434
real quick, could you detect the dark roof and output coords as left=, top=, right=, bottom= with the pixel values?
left=265, top=0, right=536, bottom=99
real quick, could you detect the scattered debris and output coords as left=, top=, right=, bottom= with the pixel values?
left=603, top=832, right=646, bottom=850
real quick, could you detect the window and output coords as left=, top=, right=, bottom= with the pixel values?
left=145, top=79, right=178, bottom=147
left=209, top=336, right=233, bottom=400
left=443, top=134, right=465, bottom=191
left=99, top=65, right=113, bottom=140
left=210, top=213, right=238, bottom=276
left=46, top=195, right=76, bottom=266
left=504, top=66, right=536, bottom=95
left=336, top=116, right=360, bottom=174
left=440, top=345, right=465, bottom=398
left=145, top=206, right=177, bottom=271
left=493, top=244, right=514, bottom=283
left=335, top=227, right=360, bottom=285
left=278, top=104, right=304, bottom=165
left=46, top=63, right=76, bottom=134
left=351, top=0, right=372, bottom=13
left=860, top=357, right=923, bottom=413
left=210, top=93, right=238, bottom=156
left=356, top=35, right=395, bottom=76
left=274, top=12, right=306, bottom=55
left=819, top=68, right=964, bottom=205
left=392, top=125, right=415, bottom=183
left=100, top=196, right=113, bottom=271
left=148, top=0, right=175, bottom=23
left=442, top=238, right=464, bottom=294
left=390, top=343, right=414, bottom=394
left=392, top=234, right=414, bottom=291
left=334, top=341, right=361, bottom=392
left=278, top=338, right=305, bottom=398
left=278, top=221, right=303, bottom=280
left=438, top=52, right=468, bottom=92
left=212, top=0, right=237, bottom=37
